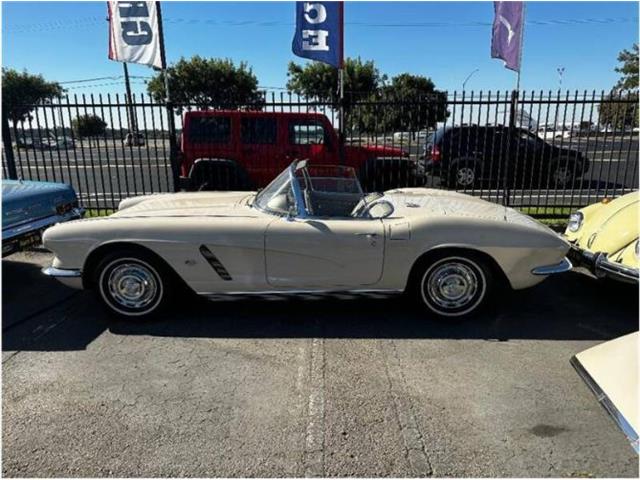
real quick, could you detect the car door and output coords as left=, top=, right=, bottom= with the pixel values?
left=264, top=217, right=384, bottom=288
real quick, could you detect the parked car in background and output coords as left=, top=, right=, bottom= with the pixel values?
left=2, top=179, right=84, bottom=257
left=178, top=110, right=415, bottom=192
left=422, top=125, right=589, bottom=188
left=565, top=191, right=639, bottom=284
left=537, top=125, right=572, bottom=141
left=42, top=160, right=571, bottom=320
left=124, top=132, right=146, bottom=147
left=571, top=332, right=638, bottom=453
left=41, top=135, right=76, bottom=150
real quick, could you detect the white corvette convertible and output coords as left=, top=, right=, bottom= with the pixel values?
left=42, top=161, right=571, bottom=320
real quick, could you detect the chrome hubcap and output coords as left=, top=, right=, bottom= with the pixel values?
left=456, top=167, right=475, bottom=186
left=107, top=263, right=158, bottom=309
left=426, top=262, right=479, bottom=310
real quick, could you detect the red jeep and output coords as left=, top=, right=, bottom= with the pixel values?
left=179, top=111, right=421, bottom=191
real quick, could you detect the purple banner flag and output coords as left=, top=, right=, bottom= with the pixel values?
left=491, top=1, right=524, bottom=72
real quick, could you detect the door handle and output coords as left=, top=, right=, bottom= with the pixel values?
left=355, top=232, right=378, bottom=238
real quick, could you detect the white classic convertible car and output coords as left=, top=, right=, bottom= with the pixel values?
left=42, top=161, right=572, bottom=320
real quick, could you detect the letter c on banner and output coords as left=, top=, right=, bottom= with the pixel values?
left=121, top=21, right=153, bottom=45
left=303, top=2, right=327, bottom=24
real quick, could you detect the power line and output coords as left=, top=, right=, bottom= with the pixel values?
left=5, top=15, right=637, bottom=34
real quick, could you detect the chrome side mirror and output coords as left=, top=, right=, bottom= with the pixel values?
left=365, top=200, right=394, bottom=219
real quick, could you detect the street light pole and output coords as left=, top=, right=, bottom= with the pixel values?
left=462, top=68, right=479, bottom=91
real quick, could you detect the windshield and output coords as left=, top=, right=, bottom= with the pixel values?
left=253, top=162, right=367, bottom=218
left=253, top=168, right=295, bottom=215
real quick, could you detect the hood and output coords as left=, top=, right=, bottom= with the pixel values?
left=385, top=187, right=554, bottom=232
left=113, top=191, right=257, bottom=219
left=573, top=192, right=639, bottom=254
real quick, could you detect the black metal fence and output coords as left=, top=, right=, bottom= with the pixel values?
left=2, top=90, right=638, bottom=217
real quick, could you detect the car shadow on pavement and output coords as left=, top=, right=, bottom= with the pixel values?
left=107, top=270, right=638, bottom=343
left=3, top=269, right=637, bottom=353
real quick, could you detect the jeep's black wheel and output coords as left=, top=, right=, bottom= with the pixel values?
left=95, top=250, right=173, bottom=320
left=414, top=253, right=493, bottom=319
left=447, top=159, right=480, bottom=189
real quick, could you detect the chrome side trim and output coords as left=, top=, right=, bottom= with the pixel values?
left=200, top=288, right=403, bottom=297
left=531, top=257, right=573, bottom=275
left=41, top=266, right=83, bottom=289
left=570, top=355, right=639, bottom=453
left=595, top=254, right=639, bottom=284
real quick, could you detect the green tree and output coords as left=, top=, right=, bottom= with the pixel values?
left=2, top=68, right=64, bottom=124
left=615, top=43, right=639, bottom=91
left=72, top=114, right=107, bottom=138
left=286, top=57, right=382, bottom=109
left=356, top=73, right=448, bottom=133
left=147, top=56, right=263, bottom=112
left=598, top=44, right=639, bottom=129
left=598, top=92, right=638, bottom=129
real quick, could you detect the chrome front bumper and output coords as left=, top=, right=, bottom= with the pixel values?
left=42, top=266, right=83, bottom=289
left=568, top=246, right=639, bottom=284
left=531, top=257, right=573, bottom=275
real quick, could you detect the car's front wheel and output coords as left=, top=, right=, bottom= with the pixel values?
left=414, top=253, right=493, bottom=319
left=95, top=250, right=173, bottom=320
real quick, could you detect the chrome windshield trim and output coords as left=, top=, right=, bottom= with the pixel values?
left=288, top=161, right=308, bottom=219
left=570, top=355, right=639, bottom=453
left=531, top=257, right=573, bottom=275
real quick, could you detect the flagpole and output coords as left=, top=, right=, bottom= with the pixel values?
left=338, top=0, right=345, bottom=165
left=122, top=62, right=137, bottom=134
left=155, top=1, right=180, bottom=191
left=514, top=2, right=525, bottom=94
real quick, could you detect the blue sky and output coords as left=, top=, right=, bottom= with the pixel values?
left=2, top=1, right=638, bottom=97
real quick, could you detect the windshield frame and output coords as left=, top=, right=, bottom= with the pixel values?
left=253, top=162, right=308, bottom=218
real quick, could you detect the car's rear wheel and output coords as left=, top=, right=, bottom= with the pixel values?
left=95, top=250, right=173, bottom=320
left=414, top=253, right=493, bottom=319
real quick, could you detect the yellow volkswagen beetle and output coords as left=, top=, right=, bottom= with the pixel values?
left=565, top=191, right=639, bottom=283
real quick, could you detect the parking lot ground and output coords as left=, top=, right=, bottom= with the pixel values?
left=2, top=251, right=639, bottom=477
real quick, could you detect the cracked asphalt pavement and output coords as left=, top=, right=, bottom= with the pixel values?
left=2, top=250, right=639, bottom=477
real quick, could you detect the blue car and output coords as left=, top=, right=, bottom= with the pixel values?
left=2, top=179, right=85, bottom=257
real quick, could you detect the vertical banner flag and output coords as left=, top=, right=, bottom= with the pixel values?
left=292, top=2, right=343, bottom=68
left=108, top=1, right=164, bottom=69
left=491, top=1, right=523, bottom=72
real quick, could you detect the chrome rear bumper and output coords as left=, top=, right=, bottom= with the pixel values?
left=42, top=266, right=83, bottom=289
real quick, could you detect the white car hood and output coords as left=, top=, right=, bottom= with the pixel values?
left=114, top=191, right=257, bottom=218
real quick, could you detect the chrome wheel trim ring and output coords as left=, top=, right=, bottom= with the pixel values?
left=99, top=257, right=163, bottom=316
left=420, top=256, right=487, bottom=317
left=456, top=167, right=475, bottom=186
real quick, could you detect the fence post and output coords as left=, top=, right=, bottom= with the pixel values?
left=1, top=111, right=18, bottom=180
left=165, top=102, right=180, bottom=192
left=503, top=90, right=519, bottom=207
